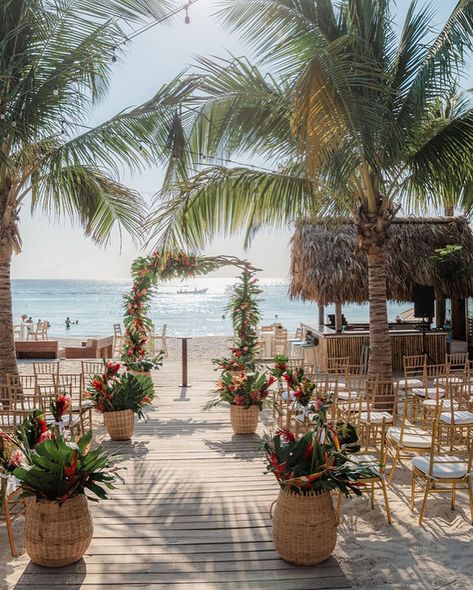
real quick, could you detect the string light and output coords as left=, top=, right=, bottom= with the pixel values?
left=184, top=4, right=190, bottom=24
left=8, top=0, right=200, bottom=106
left=53, top=85, right=59, bottom=96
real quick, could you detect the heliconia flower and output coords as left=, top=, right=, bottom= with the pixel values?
left=275, top=428, right=296, bottom=443
left=267, top=376, right=277, bottom=387
left=37, top=417, right=48, bottom=434
left=92, top=379, right=104, bottom=391
left=64, top=453, right=78, bottom=478
left=294, top=389, right=302, bottom=399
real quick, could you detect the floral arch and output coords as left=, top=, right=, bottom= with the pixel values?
left=121, top=251, right=257, bottom=363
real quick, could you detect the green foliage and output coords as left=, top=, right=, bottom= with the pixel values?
left=12, top=431, right=120, bottom=503
left=430, top=244, right=470, bottom=280
left=204, top=370, right=275, bottom=411
left=0, top=0, right=194, bottom=252
left=214, top=269, right=262, bottom=372
left=86, top=361, right=154, bottom=419
left=148, top=0, right=473, bottom=251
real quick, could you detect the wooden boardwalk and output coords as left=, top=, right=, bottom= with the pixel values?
left=12, top=362, right=351, bottom=590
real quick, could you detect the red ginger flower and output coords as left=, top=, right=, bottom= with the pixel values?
left=64, top=453, right=78, bottom=478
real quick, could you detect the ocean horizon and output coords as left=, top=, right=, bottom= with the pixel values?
left=12, top=278, right=409, bottom=338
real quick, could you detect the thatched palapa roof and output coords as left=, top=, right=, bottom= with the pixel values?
left=290, top=217, right=473, bottom=305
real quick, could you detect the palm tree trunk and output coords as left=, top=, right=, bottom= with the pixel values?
left=0, top=180, right=18, bottom=382
left=0, top=244, right=17, bottom=381
left=367, top=245, right=392, bottom=381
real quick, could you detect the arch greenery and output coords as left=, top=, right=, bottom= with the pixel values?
left=121, top=251, right=257, bottom=365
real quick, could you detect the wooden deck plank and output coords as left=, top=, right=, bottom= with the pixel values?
left=11, top=361, right=351, bottom=589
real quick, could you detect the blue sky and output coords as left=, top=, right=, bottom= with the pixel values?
left=12, top=0, right=464, bottom=279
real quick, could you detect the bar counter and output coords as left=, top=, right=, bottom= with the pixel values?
left=307, top=325, right=448, bottom=371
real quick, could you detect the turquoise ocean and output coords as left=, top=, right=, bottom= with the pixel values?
left=12, top=278, right=408, bottom=338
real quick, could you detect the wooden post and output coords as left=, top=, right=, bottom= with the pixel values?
left=335, top=303, right=343, bottom=333
left=180, top=337, right=192, bottom=387
left=451, top=299, right=466, bottom=341
left=435, top=297, right=446, bottom=329
left=318, top=304, right=325, bottom=327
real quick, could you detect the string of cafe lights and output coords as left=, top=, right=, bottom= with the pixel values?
left=5, top=0, right=199, bottom=110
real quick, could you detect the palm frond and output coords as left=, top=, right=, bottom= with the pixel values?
left=148, top=164, right=339, bottom=251
left=30, top=164, right=145, bottom=245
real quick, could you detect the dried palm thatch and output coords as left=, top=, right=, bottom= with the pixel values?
left=291, top=217, right=473, bottom=305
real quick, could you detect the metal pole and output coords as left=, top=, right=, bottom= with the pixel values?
left=180, top=337, right=190, bottom=388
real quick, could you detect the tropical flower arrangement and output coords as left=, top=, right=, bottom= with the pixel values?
left=213, top=269, right=262, bottom=372
left=0, top=427, right=119, bottom=503
left=263, top=395, right=371, bottom=496
left=204, top=370, right=276, bottom=411
left=124, top=350, right=165, bottom=374
left=270, top=355, right=288, bottom=381
left=1, top=412, right=121, bottom=567
left=85, top=361, right=154, bottom=419
left=122, top=250, right=219, bottom=364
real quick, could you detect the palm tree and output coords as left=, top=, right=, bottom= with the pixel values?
left=0, top=0, right=194, bottom=380
left=149, top=0, right=473, bottom=380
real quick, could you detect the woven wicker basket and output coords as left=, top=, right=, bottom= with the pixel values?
left=272, top=488, right=337, bottom=565
left=25, top=495, right=93, bottom=567
left=103, top=409, right=135, bottom=440
left=230, top=405, right=259, bottom=434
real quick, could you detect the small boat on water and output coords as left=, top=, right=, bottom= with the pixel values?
left=176, top=288, right=208, bottom=295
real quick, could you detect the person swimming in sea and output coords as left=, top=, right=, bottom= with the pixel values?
left=65, top=317, right=71, bottom=329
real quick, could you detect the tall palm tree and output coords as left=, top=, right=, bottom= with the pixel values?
left=149, top=0, right=473, bottom=380
left=0, top=0, right=193, bottom=380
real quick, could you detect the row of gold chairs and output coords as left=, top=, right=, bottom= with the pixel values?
left=272, top=355, right=473, bottom=526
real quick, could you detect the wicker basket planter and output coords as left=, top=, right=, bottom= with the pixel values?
left=230, top=405, right=259, bottom=434
left=25, top=495, right=93, bottom=567
left=272, top=488, right=337, bottom=565
left=103, top=409, right=135, bottom=441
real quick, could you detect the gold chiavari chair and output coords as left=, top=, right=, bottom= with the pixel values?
left=0, top=385, right=28, bottom=558
left=445, top=352, right=468, bottom=374
left=55, top=373, right=93, bottom=435
left=335, top=374, right=369, bottom=422
left=272, top=332, right=288, bottom=357
left=402, top=354, right=427, bottom=394
left=358, top=380, right=398, bottom=451
left=411, top=410, right=473, bottom=525
left=386, top=397, right=432, bottom=485
left=437, top=378, right=473, bottom=451
left=6, top=374, right=37, bottom=407
left=33, top=361, right=60, bottom=387
left=36, top=383, right=80, bottom=436
left=336, top=419, right=392, bottom=524
left=410, top=364, right=448, bottom=420
left=81, top=360, right=105, bottom=390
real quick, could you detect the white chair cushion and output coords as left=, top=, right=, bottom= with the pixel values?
left=359, top=411, right=393, bottom=424
left=412, top=455, right=468, bottom=479
left=337, top=390, right=360, bottom=401
left=422, top=399, right=458, bottom=410
left=404, top=378, right=424, bottom=388
left=440, top=411, right=473, bottom=425
left=339, top=401, right=368, bottom=413
left=412, top=387, right=444, bottom=399
left=435, top=377, right=463, bottom=387
left=387, top=426, right=431, bottom=448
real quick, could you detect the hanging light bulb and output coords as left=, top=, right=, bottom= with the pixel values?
left=184, top=5, right=190, bottom=24
left=111, top=48, right=117, bottom=63
left=53, top=85, right=59, bottom=96
left=11, top=121, right=17, bottom=127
